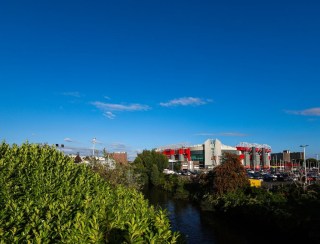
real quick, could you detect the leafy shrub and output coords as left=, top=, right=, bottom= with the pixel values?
left=0, top=142, right=179, bottom=243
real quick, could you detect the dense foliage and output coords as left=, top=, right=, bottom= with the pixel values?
left=161, top=175, right=190, bottom=199
left=203, top=184, right=320, bottom=241
left=133, top=150, right=169, bottom=186
left=0, top=143, right=179, bottom=243
left=91, top=161, right=142, bottom=190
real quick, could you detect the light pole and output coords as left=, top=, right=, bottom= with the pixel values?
left=92, top=138, right=97, bottom=157
left=292, top=159, right=294, bottom=173
left=316, top=154, right=319, bottom=175
left=300, top=145, right=309, bottom=186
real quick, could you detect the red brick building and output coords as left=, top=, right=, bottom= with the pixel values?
left=111, top=152, right=128, bottom=164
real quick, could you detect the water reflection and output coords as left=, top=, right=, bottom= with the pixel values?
left=143, top=187, right=247, bottom=244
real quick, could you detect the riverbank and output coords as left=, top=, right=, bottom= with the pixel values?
left=149, top=172, right=320, bottom=244
left=143, top=186, right=251, bottom=244
left=143, top=184, right=320, bottom=244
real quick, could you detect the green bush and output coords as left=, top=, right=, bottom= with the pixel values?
left=0, top=142, right=179, bottom=243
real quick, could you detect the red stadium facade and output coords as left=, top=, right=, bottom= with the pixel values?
left=157, top=140, right=272, bottom=171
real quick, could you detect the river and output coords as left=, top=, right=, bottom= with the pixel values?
left=143, top=187, right=250, bottom=244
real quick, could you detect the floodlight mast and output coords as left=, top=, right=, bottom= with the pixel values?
left=300, top=145, right=309, bottom=187
left=92, top=138, right=97, bottom=156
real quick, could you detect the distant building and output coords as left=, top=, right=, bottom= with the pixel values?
left=54, top=143, right=128, bottom=163
left=271, top=150, right=304, bottom=167
left=110, top=152, right=128, bottom=164
left=157, top=139, right=271, bottom=170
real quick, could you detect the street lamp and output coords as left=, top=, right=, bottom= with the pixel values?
left=300, top=145, right=309, bottom=186
left=316, top=154, right=319, bottom=175
left=292, top=159, right=295, bottom=173
left=92, top=138, right=97, bottom=157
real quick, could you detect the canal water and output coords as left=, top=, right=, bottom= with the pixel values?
left=143, top=187, right=249, bottom=244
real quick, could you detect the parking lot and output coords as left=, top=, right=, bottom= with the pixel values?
left=246, top=168, right=320, bottom=188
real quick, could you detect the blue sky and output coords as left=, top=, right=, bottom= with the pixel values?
left=0, top=0, right=319, bottom=159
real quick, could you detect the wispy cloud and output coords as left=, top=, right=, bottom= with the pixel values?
left=109, top=143, right=127, bottom=151
left=104, top=96, right=111, bottom=100
left=104, top=111, right=116, bottom=119
left=160, top=97, right=212, bottom=107
left=62, top=92, right=82, bottom=98
left=64, top=137, right=82, bottom=143
left=285, top=107, right=320, bottom=116
left=92, top=101, right=151, bottom=112
left=195, top=132, right=248, bottom=137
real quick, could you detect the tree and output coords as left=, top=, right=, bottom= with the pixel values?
left=133, top=150, right=169, bottom=186
left=150, top=164, right=160, bottom=186
left=213, top=152, right=249, bottom=195
left=92, top=161, right=142, bottom=190
left=173, top=162, right=182, bottom=171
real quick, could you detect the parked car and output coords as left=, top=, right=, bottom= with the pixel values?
left=253, top=172, right=263, bottom=180
left=246, top=169, right=254, bottom=174
left=276, top=173, right=290, bottom=181
left=263, top=174, right=276, bottom=182
left=181, top=170, right=191, bottom=176
left=307, top=174, right=317, bottom=182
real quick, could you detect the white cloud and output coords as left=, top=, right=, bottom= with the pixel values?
left=285, top=107, right=320, bottom=116
left=195, top=132, right=248, bottom=137
left=92, top=101, right=151, bottom=112
left=104, top=96, right=111, bottom=100
left=63, top=138, right=82, bottom=144
left=62, top=92, right=81, bottom=98
left=104, top=111, right=116, bottom=119
left=160, top=97, right=211, bottom=107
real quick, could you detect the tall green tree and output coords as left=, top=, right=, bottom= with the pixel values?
left=213, top=152, right=249, bottom=195
left=133, top=150, right=169, bottom=186
left=150, top=164, right=160, bottom=186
